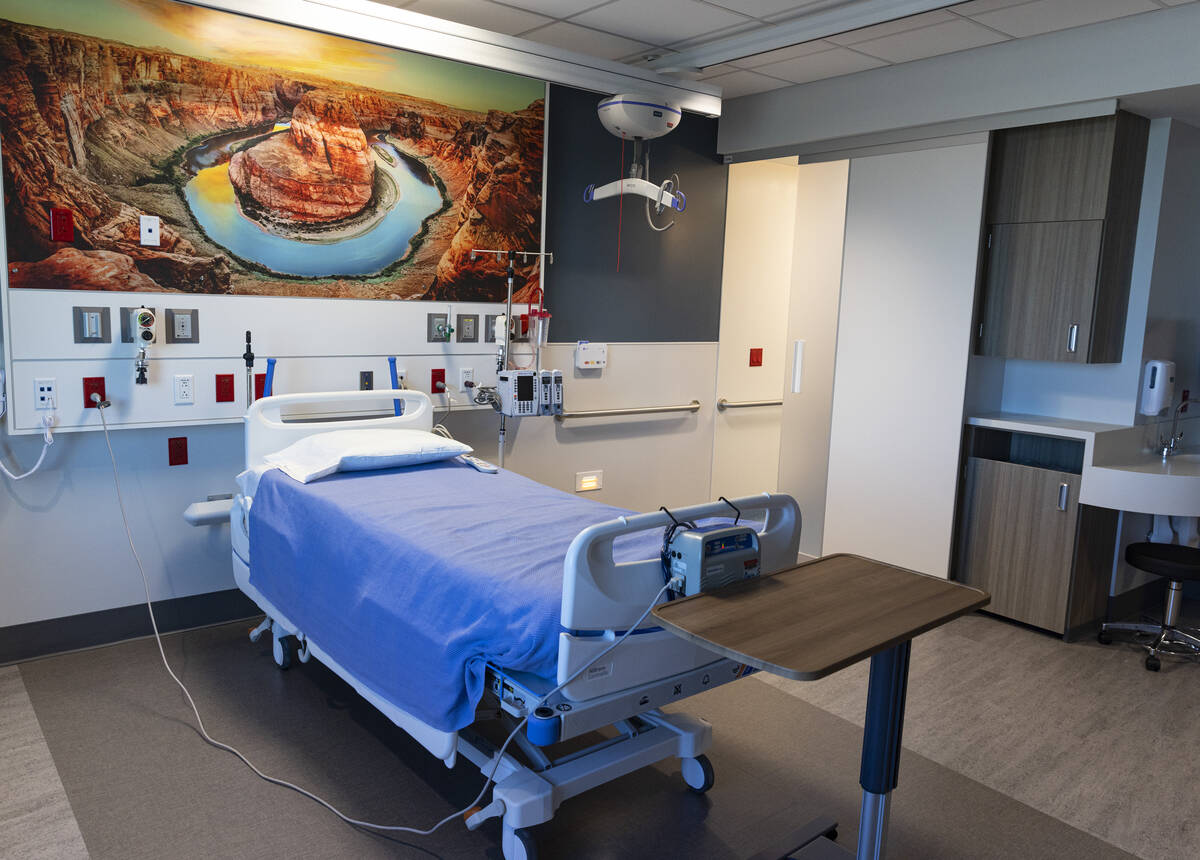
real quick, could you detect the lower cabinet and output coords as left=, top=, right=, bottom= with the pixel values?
left=959, top=458, right=1079, bottom=632
left=955, top=428, right=1115, bottom=637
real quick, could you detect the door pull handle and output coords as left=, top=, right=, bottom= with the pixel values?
left=1057, top=483, right=1069, bottom=511
left=1067, top=324, right=1079, bottom=354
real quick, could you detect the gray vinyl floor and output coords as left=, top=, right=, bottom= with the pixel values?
left=0, top=609, right=1188, bottom=859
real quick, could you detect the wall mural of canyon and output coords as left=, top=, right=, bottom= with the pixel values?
left=0, top=0, right=545, bottom=300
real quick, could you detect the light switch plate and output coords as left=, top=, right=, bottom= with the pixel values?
left=139, top=215, right=160, bottom=247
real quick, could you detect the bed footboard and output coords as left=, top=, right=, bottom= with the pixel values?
left=559, top=493, right=800, bottom=699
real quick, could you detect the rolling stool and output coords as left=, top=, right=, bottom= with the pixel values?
left=1099, top=542, right=1200, bottom=671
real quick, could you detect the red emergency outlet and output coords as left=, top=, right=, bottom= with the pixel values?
left=254, top=372, right=266, bottom=400
left=215, top=374, right=235, bottom=403
left=168, top=436, right=188, bottom=466
left=749, top=348, right=763, bottom=367
left=49, top=207, right=74, bottom=242
left=82, top=376, right=106, bottom=408
left=431, top=368, right=446, bottom=394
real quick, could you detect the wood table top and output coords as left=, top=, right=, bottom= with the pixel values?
left=652, top=553, right=990, bottom=681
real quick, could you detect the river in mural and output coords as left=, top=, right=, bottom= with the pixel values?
left=182, top=131, right=443, bottom=278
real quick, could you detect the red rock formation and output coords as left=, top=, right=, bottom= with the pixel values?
left=7, top=248, right=162, bottom=291
left=0, top=17, right=543, bottom=299
left=229, top=90, right=374, bottom=222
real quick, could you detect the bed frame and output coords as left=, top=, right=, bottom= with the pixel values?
left=231, top=390, right=802, bottom=860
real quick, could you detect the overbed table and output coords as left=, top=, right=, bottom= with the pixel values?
left=652, top=553, right=990, bottom=860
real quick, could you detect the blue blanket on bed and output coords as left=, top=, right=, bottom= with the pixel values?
left=247, top=459, right=660, bottom=733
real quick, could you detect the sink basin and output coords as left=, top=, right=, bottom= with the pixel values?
left=1081, top=450, right=1200, bottom=516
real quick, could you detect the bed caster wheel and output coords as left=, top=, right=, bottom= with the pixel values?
left=1145, top=654, right=1161, bottom=672
left=272, top=634, right=294, bottom=670
left=502, top=826, right=537, bottom=860
left=681, top=754, right=715, bottom=794
left=1097, top=629, right=1113, bottom=645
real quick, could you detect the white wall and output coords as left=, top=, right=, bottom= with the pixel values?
left=0, top=341, right=718, bottom=627
left=709, top=160, right=796, bottom=500
left=1139, top=119, right=1200, bottom=420
left=776, top=160, right=848, bottom=559
left=822, top=142, right=989, bottom=577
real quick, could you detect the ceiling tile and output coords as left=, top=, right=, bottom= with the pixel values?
left=406, top=0, right=553, bottom=34
left=755, top=45, right=887, bottom=83
left=571, top=0, right=752, bottom=45
left=665, top=20, right=765, bottom=50
left=520, top=20, right=653, bottom=58
left=851, top=17, right=1008, bottom=63
left=949, top=0, right=1031, bottom=14
left=970, top=0, right=1161, bottom=38
left=730, top=37, right=834, bottom=67
left=704, top=68, right=791, bottom=97
left=827, top=9, right=957, bottom=45
left=498, top=0, right=611, bottom=16
left=695, top=62, right=744, bottom=79
left=704, top=0, right=824, bottom=16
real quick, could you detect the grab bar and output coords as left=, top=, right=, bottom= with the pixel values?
left=556, top=400, right=701, bottom=421
left=717, top=398, right=783, bottom=411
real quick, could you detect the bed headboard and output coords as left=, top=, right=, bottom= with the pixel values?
left=243, top=390, right=434, bottom=468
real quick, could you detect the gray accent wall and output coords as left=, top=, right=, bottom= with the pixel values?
left=545, top=85, right=727, bottom=343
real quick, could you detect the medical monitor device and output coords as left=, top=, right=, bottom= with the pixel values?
left=665, top=523, right=761, bottom=597
left=538, top=370, right=563, bottom=416
left=497, top=370, right=538, bottom=417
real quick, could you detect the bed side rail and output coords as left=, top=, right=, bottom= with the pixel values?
left=243, top=389, right=434, bottom=468
left=560, top=493, right=801, bottom=631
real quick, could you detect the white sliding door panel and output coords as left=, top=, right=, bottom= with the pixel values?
left=777, top=160, right=849, bottom=560
left=823, top=143, right=987, bottom=577
left=710, top=160, right=797, bottom=500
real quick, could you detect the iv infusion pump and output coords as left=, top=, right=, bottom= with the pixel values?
left=498, top=369, right=562, bottom=417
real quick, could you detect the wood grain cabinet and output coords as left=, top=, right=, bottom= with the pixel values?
left=976, top=111, right=1149, bottom=364
left=954, top=428, right=1116, bottom=637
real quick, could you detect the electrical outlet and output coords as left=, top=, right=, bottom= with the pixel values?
left=168, top=436, right=188, bottom=466
left=749, top=348, right=763, bottom=367
left=359, top=370, right=374, bottom=390
left=34, top=378, right=57, bottom=410
left=456, top=314, right=479, bottom=343
left=215, top=374, right=235, bottom=403
left=82, top=376, right=106, bottom=409
left=173, top=374, right=195, bottom=405
left=459, top=368, right=475, bottom=391
left=431, top=368, right=445, bottom=394
left=254, top=373, right=266, bottom=400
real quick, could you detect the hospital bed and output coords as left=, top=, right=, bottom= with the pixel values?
left=230, top=389, right=801, bottom=860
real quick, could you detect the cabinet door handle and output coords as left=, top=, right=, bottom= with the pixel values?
left=1067, top=324, right=1079, bottom=353
left=1057, top=482, right=1069, bottom=511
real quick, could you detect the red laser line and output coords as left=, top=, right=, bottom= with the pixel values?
left=617, top=138, right=624, bottom=273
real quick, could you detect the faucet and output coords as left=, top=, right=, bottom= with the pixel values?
left=1160, top=397, right=1190, bottom=460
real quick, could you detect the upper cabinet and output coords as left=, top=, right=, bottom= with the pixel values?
left=976, top=112, right=1149, bottom=364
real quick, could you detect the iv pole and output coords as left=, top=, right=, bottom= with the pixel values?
left=469, top=247, right=554, bottom=469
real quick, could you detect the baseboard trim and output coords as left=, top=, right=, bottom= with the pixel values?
left=0, top=589, right=260, bottom=665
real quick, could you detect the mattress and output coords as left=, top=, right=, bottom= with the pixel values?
left=247, top=459, right=660, bottom=733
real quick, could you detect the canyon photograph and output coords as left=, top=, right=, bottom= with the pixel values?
left=0, top=0, right=546, bottom=301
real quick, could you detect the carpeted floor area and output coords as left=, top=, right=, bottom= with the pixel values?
left=9, top=619, right=1137, bottom=860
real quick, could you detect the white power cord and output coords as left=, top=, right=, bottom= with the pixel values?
left=0, top=413, right=54, bottom=481
left=93, top=396, right=675, bottom=837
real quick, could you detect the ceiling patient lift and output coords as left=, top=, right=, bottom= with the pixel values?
left=584, top=94, right=686, bottom=231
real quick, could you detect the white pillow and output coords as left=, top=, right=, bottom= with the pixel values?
left=263, top=428, right=472, bottom=484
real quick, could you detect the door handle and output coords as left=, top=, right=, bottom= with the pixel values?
left=1057, top=482, right=1069, bottom=511
left=1067, top=324, right=1079, bottom=354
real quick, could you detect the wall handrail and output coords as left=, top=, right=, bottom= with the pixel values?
left=717, top=397, right=784, bottom=411
left=555, top=400, right=702, bottom=421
